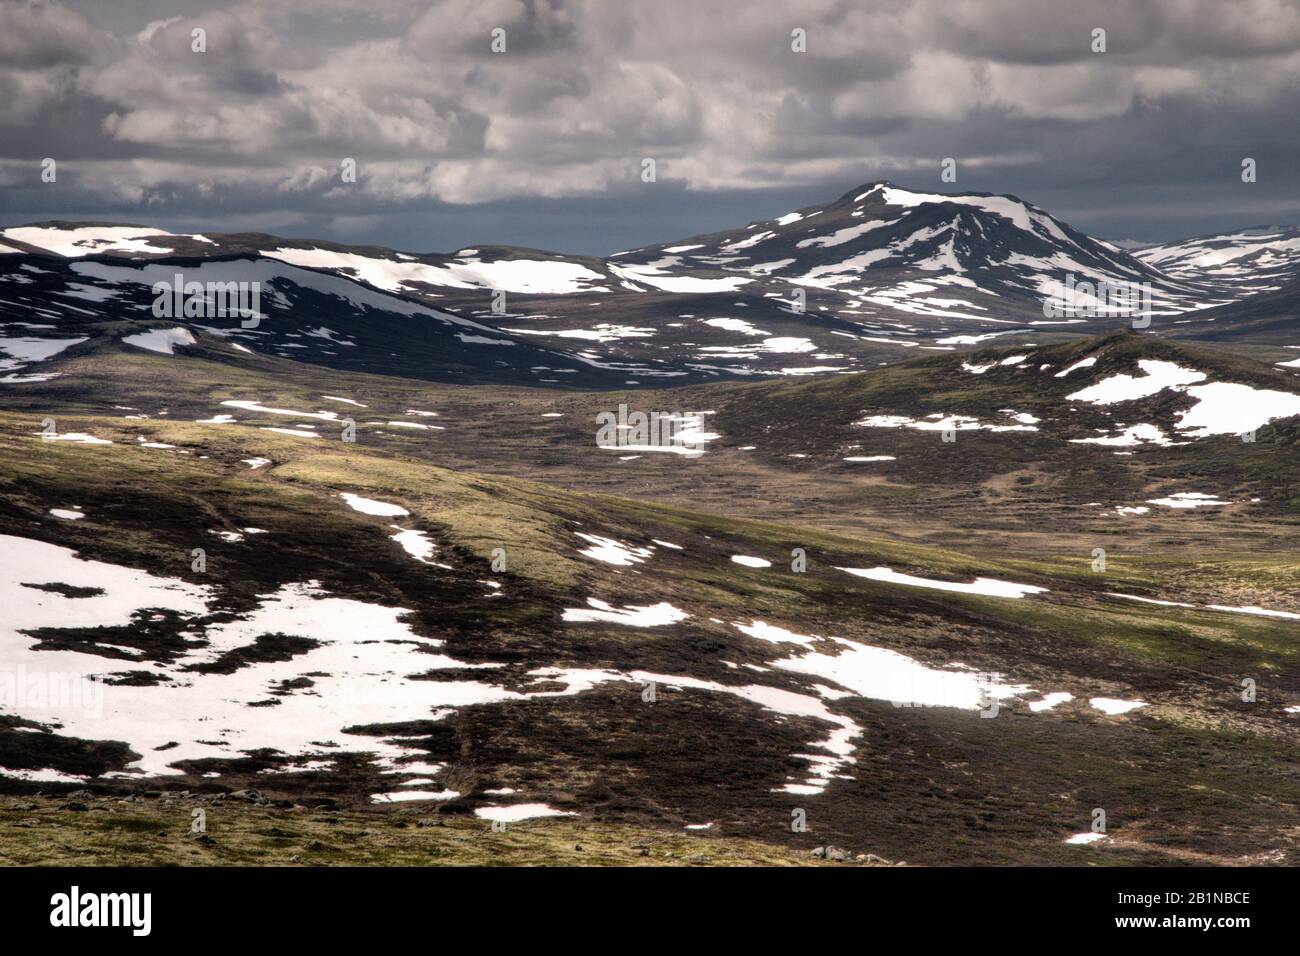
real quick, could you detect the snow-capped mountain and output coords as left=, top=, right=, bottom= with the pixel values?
left=1136, top=226, right=1300, bottom=296
left=0, top=251, right=689, bottom=387
left=613, top=182, right=1227, bottom=322
left=1, top=182, right=1294, bottom=385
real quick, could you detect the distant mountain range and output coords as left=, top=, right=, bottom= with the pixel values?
left=2, top=182, right=1297, bottom=386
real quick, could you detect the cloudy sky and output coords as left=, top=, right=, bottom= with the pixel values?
left=2, top=0, right=1299, bottom=254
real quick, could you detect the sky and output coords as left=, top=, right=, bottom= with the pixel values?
left=2, top=0, right=1299, bottom=255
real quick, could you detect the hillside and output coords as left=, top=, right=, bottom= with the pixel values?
left=7, top=181, right=1291, bottom=387
left=0, top=327, right=1296, bottom=866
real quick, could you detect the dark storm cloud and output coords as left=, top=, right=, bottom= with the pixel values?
left=1, top=0, right=1298, bottom=253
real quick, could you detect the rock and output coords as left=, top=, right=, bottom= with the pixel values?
left=865, top=853, right=892, bottom=864
left=228, top=789, right=265, bottom=804
left=810, top=846, right=827, bottom=858
left=574, top=843, right=583, bottom=851
left=63, top=802, right=88, bottom=812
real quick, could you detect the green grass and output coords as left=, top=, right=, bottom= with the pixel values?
left=0, top=796, right=834, bottom=867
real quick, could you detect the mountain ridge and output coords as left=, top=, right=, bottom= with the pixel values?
left=3, top=182, right=1297, bottom=386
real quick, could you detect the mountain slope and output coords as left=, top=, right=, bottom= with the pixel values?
left=1133, top=226, right=1300, bottom=344
left=1137, top=225, right=1300, bottom=296
left=8, top=181, right=1285, bottom=384
left=5, top=183, right=1294, bottom=390
left=0, top=251, right=698, bottom=387
left=616, top=182, right=1224, bottom=322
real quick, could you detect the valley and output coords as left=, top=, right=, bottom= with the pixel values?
left=1, top=185, right=1298, bottom=868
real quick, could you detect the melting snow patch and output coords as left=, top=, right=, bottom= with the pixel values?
left=703, top=317, right=766, bottom=336
left=474, top=804, right=576, bottom=822
left=857, top=413, right=1037, bottom=432
left=390, top=528, right=436, bottom=564
left=371, top=790, right=460, bottom=803
left=0, top=546, right=601, bottom=780
left=1146, top=492, right=1228, bottom=509
left=49, top=508, right=84, bottom=520
left=0, top=335, right=88, bottom=371
left=340, top=493, right=409, bottom=517
left=1071, top=424, right=1171, bottom=447
left=1054, top=357, right=1097, bottom=378
left=731, top=555, right=772, bottom=568
left=242, top=458, right=271, bottom=469
left=1106, top=593, right=1196, bottom=609
left=1175, top=382, right=1300, bottom=436
left=1028, top=692, right=1073, bottom=712
left=222, top=400, right=338, bottom=421
left=3, top=225, right=176, bottom=257
left=1089, top=697, right=1147, bottom=715
left=39, top=431, right=112, bottom=445
left=770, top=635, right=1033, bottom=710
left=1067, top=361, right=1205, bottom=404
left=838, top=566, right=1047, bottom=599
left=1066, top=832, right=1107, bottom=845
left=735, top=620, right=818, bottom=647
left=562, top=599, right=687, bottom=627
left=121, top=327, right=196, bottom=355
left=575, top=533, right=652, bottom=566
